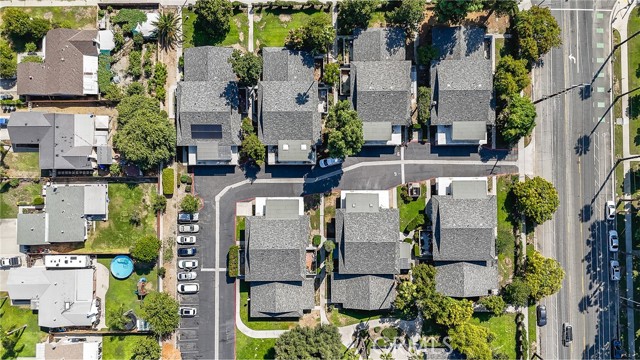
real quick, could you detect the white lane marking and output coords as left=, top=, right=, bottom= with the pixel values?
left=201, top=267, right=226, bottom=272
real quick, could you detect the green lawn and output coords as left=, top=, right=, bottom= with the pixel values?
left=236, top=330, right=276, bottom=359
left=254, top=8, right=329, bottom=48
left=240, top=281, right=298, bottom=330
left=528, top=305, right=537, bottom=346
left=615, top=124, right=624, bottom=198
left=613, top=29, right=622, bottom=121
left=81, top=184, right=156, bottom=253
left=309, top=208, right=320, bottom=231
left=0, top=181, right=42, bottom=219
left=329, top=308, right=386, bottom=326
left=627, top=8, right=640, bottom=154
left=102, top=335, right=155, bottom=360
left=397, top=185, right=426, bottom=233
left=470, top=313, right=517, bottom=360
left=2, top=152, right=39, bottom=176
left=497, top=177, right=518, bottom=287
left=97, top=257, right=158, bottom=329
left=182, top=9, right=248, bottom=49
left=0, top=293, right=48, bottom=358
left=236, top=216, right=246, bottom=241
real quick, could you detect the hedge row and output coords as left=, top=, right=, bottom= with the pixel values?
left=162, top=168, right=174, bottom=196
left=228, top=245, right=240, bottom=278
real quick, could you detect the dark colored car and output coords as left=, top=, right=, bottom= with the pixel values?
left=562, top=323, right=573, bottom=347
left=178, top=247, right=197, bottom=257
left=178, top=212, right=199, bottom=224
left=611, top=339, right=623, bottom=359
left=536, top=305, right=547, bottom=326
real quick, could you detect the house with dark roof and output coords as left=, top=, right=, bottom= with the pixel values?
left=176, top=46, right=242, bottom=166
left=350, top=28, right=412, bottom=146
left=17, top=29, right=103, bottom=97
left=257, top=48, right=321, bottom=165
left=429, top=177, right=498, bottom=298
left=7, top=112, right=112, bottom=176
left=244, top=198, right=315, bottom=318
left=331, top=191, right=407, bottom=311
left=430, top=26, right=495, bottom=146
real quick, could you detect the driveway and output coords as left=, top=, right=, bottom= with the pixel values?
left=0, top=219, right=22, bottom=292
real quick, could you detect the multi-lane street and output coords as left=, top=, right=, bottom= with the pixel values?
left=533, top=0, right=618, bottom=358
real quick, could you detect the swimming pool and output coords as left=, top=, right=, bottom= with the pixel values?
left=110, top=255, right=134, bottom=279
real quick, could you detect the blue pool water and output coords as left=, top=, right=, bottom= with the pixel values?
left=110, top=255, right=134, bottom=279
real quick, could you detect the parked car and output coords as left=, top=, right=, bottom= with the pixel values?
left=178, top=247, right=197, bottom=257
left=611, top=339, right=623, bottom=359
left=609, top=230, right=619, bottom=252
left=176, top=235, right=196, bottom=245
left=177, top=283, right=199, bottom=294
left=178, top=212, right=199, bottom=223
left=178, top=272, right=197, bottom=281
left=562, top=323, right=573, bottom=346
left=178, top=260, right=198, bottom=270
left=610, top=260, right=621, bottom=281
left=180, top=307, right=197, bottom=317
left=536, top=305, right=547, bottom=327
left=319, top=157, right=343, bottom=168
left=605, top=201, right=616, bottom=220
left=179, top=224, right=200, bottom=233
left=0, top=256, right=21, bottom=268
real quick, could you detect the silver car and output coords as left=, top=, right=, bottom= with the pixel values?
left=610, top=260, right=621, bottom=281
left=178, top=272, right=197, bottom=281
left=179, top=224, right=200, bottom=233
left=176, top=235, right=196, bottom=244
left=178, top=260, right=198, bottom=270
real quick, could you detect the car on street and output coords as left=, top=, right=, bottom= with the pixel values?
left=178, top=272, right=197, bottom=281
left=178, top=260, right=198, bottom=270
left=178, top=247, right=197, bottom=257
left=0, top=256, right=21, bottom=268
left=611, top=339, right=623, bottom=359
left=605, top=201, right=616, bottom=220
left=319, top=157, right=343, bottom=168
left=609, top=230, right=619, bottom=252
left=562, top=323, right=573, bottom=346
left=176, top=235, right=196, bottom=245
left=178, top=212, right=199, bottom=223
left=180, top=307, right=197, bottom=317
left=178, top=283, right=199, bottom=294
left=179, top=224, right=200, bottom=233
left=610, top=260, right=621, bottom=281
left=536, top=305, right=547, bottom=327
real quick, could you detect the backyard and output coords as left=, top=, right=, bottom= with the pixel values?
left=0, top=293, right=48, bottom=359
left=497, top=176, right=518, bottom=286
left=236, top=216, right=245, bottom=241
left=397, top=184, right=427, bottom=233
left=328, top=308, right=386, bottom=326
left=240, top=281, right=298, bottom=330
left=469, top=313, right=517, bottom=360
left=182, top=8, right=249, bottom=49
left=236, top=330, right=276, bottom=360
left=2, top=152, right=40, bottom=178
left=0, top=181, right=42, bottom=219
left=103, top=335, right=155, bottom=360
left=253, top=8, right=330, bottom=48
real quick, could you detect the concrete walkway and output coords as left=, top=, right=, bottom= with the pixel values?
left=318, top=195, right=329, bottom=325
left=247, top=3, right=254, bottom=52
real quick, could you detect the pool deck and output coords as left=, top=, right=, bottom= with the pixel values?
left=95, top=262, right=110, bottom=330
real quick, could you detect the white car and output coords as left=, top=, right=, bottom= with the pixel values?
left=177, top=235, right=196, bottom=244
left=609, top=230, right=619, bottom=252
left=180, top=307, right=197, bottom=317
left=178, top=260, right=199, bottom=270
left=605, top=201, right=616, bottom=221
left=178, top=283, right=199, bottom=294
left=610, top=260, right=621, bottom=281
left=178, top=272, right=197, bottom=281
left=179, top=224, right=200, bottom=233
left=319, top=157, right=343, bottom=168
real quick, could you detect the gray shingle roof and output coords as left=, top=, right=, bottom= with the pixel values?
left=245, top=215, right=310, bottom=282
left=451, top=179, right=487, bottom=199
left=435, top=261, right=498, bottom=298
left=18, top=28, right=98, bottom=96
left=16, top=213, right=47, bottom=246
left=183, top=46, right=236, bottom=82
left=45, top=186, right=87, bottom=243
left=351, top=61, right=411, bottom=126
left=96, top=145, right=112, bottom=165
left=277, top=140, right=314, bottom=163
left=352, top=28, right=406, bottom=62
left=430, top=195, right=497, bottom=262
left=336, top=208, right=400, bottom=275
left=262, top=47, right=314, bottom=82
left=331, top=274, right=396, bottom=310
left=431, top=26, right=487, bottom=61
left=249, top=280, right=314, bottom=318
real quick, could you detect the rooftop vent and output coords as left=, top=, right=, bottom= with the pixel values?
left=300, top=144, right=307, bottom=150
left=283, top=144, right=289, bottom=151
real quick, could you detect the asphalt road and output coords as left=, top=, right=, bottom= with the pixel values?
left=533, top=0, right=618, bottom=358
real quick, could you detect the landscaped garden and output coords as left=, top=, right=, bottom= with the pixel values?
left=240, top=281, right=298, bottom=330
left=0, top=181, right=42, bottom=219
left=497, top=176, right=518, bottom=286
left=253, top=8, right=330, bottom=48
left=102, top=335, right=156, bottom=360
left=236, top=330, right=276, bottom=360
left=0, top=292, right=48, bottom=358
left=182, top=8, right=249, bottom=49
left=469, top=313, right=517, bottom=360
left=397, top=184, right=427, bottom=233
left=328, top=307, right=386, bottom=327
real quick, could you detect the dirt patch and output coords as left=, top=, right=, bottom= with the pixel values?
left=300, top=310, right=320, bottom=327
left=279, top=14, right=292, bottom=23
left=162, top=342, right=182, bottom=360
left=464, top=11, right=511, bottom=34
left=253, top=14, right=262, bottom=23
left=41, top=12, right=53, bottom=21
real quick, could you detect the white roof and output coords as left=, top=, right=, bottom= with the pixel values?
left=94, top=115, right=109, bottom=130
left=134, top=13, right=159, bottom=38
left=97, top=30, right=115, bottom=51
left=83, top=184, right=108, bottom=216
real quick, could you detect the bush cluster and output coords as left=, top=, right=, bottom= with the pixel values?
left=162, top=168, right=174, bottom=196
left=312, top=235, right=322, bottom=247
left=228, top=245, right=240, bottom=277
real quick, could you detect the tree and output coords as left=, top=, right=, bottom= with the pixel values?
left=478, top=295, right=506, bottom=316
left=112, top=9, right=147, bottom=34
left=2, top=8, right=50, bottom=43
left=240, top=133, right=265, bottom=166
left=494, top=55, right=530, bottom=99
left=511, top=176, right=559, bottom=224
left=114, top=30, right=125, bottom=52
left=417, top=86, right=431, bottom=125
left=434, top=0, right=484, bottom=24
left=325, top=100, right=364, bottom=159
left=128, top=50, right=142, bottom=78
left=20, top=55, right=42, bottom=63
left=130, top=235, right=161, bottom=263
left=447, top=323, right=494, bottom=360
left=323, top=63, right=340, bottom=88
left=386, top=0, right=426, bottom=37
left=499, top=95, right=536, bottom=144
left=127, top=82, right=146, bottom=96
left=140, top=291, right=180, bottom=337
left=394, top=264, right=438, bottom=317
left=103, top=84, right=124, bottom=102
left=106, top=303, right=129, bottom=330
left=337, top=0, right=380, bottom=35
left=490, top=0, right=519, bottom=16
left=241, top=117, right=254, bottom=136
left=131, top=337, right=161, bottom=360
left=181, top=194, right=200, bottom=214
left=153, top=11, right=181, bottom=50
left=275, top=324, right=343, bottom=359
left=515, top=7, right=562, bottom=62
left=24, top=42, right=37, bottom=53
left=0, top=42, right=17, bottom=79
left=286, top=16, right=335, bottom=55
left=228, top=49, right=263, bottom=87
left=503, top=277, right=531, bottom=307
left=323, top=239, right=335, bottom=253
left=394, top=280, right=419, bottom=316
left=433, top=297, right=473, bottom=327
left=117, top=95, right=161, bottom=125
left=151, top=193, right=167, bottom=213
left=525, top=250, right=565, bottom=301
left=193, top=0, right=233, bottom=41
left=417, top=44, right=439, bottom=65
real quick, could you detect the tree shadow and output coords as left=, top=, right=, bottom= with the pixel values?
left=630, top=94, right=640, bottom=120
left=574, top=134, right=591, bottom=156
left=579, top=203, right=593, bottom=223
left=240, top=162, right=259, bottom=183
left=222, top=81, right=239, bottom=110
left=295, top=92, right=310, bottom=105
left=193, top=19, right=226, bottom=47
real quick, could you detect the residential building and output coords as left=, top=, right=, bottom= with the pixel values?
left=429, top=177, right=498, bottom=298
left=7, top=112, right=112, bottom=176
left=36, top=338, right=102, bottom=360
left=133, top=12, right=159, bottom=39
left=257, top=48, right=321, bottom=165
left=244, top=197, right=314, bottom=318
left=350, top=28, right=412, bottom=146
left=430, top=26, right=495, bottom=146
left=176, top=46, right=242, bottom=166
left=7, top=267, right=97, bottom=328
left=16, top=183, right=108, bottom=247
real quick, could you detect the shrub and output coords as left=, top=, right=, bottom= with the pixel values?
left=109, top=163, right=121, bottom=176
left=112, top=9, right=146, bottom=34
left=9, top=179, right=19, bottom=188
left=381, top=327, right=399, bottom=340
left=417, top=87, right=431, bottom=125
left=403, top=237, right=413, bottom=243
left=151, top=193, right=167, bottom=213
left=404, top=215, right=425, bottom=233
left=162, top=168, right=174, bottom=195
left=129, top=210, right=141, bottom=226
left=399, top=185, right=412, bottom=203
left=376, top=338, right=387, bottom=348
left=180, top=174, right=191, bottom=184
left=478, top=295, right=506, bottom=316
left=374, top=326, right=381, bottom=334
left=312, top=235, right=322, bottom=247
left=181, top=194, right=200, bottom=213
left=32, top=196, right=44, bottom=206
left=128, top=50, right=142, bottom=78
left=130, top=235, right=161, bottom=263
left=228, top=245, right=240, bottom=277
left=158, top=266, right=166, bottom=278
left=185, top=185, right=192, bottom=193
left=24, top=42, right=37, bottom=53
left=413, top=243, right=420, bottom=257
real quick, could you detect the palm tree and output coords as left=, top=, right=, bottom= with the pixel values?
left=152, top=12, right=181, bottom=50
